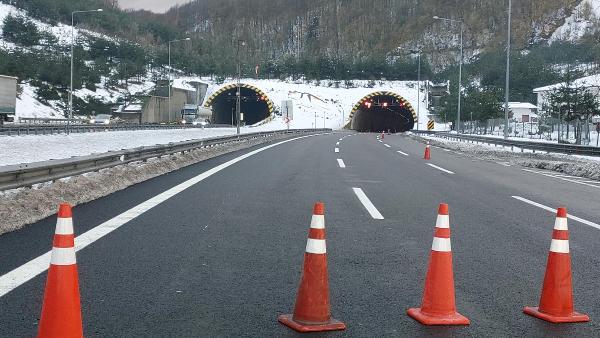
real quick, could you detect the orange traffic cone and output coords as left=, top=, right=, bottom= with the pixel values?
left=407, top=203, right=470, bottom=325
left=523, top=207, right=589, bottom=323
left=38, top=203, right=83, bottom=338
left=278, top=202, right=346, bottom=332
left=423, top=142, right=431, bottom=160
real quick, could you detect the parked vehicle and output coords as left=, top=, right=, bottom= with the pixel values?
left=0, top=75, right=17, bottom=125
left=89, top=114, right=113, bottom=125
left=192, top=118, right=210, bottom=127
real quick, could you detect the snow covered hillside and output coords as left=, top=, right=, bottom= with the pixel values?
left=549, top=0, right=600, bottom=43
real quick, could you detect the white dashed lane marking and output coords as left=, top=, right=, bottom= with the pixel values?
left=352, top=188, right=384, bottom=220
left=337, top=159, right=346, bottom=168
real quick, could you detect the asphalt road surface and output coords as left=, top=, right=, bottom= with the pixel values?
left=1, top=132, right=600, bottom=337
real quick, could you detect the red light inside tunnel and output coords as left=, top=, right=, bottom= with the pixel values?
left=364, top=101, right=372, bottom=108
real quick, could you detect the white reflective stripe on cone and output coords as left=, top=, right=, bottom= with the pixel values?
left=550, top=239, right=569, bottom=253
left=50, top=247, right=77, bottom=265
left=554, top=217, right=568, bottom=231
left=55, top=218, right=74, bottom=235
left=435, top=215, right=449, bottom=228
left=310, top=215, right=325, bottom=229
left=305, top=239, right=326, bottom=254
left=431, top=237, right=451, bottom=252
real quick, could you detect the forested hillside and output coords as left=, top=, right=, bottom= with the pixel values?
left=2, top=0, right=599, bottom=118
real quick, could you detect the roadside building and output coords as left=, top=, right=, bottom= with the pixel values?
left=533, top=74, right=600, bottom=109
left=505, top=102, right=539, bottom=123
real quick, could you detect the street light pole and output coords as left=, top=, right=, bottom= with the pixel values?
left=236, top=39, right=245, bottom=135
left=168, top=38, right=191, bottom=123
left=417, top=52, right=421, bottom=131
left=503, top=0, right=512, bottom=139
left=70, top=9, right=103, bottom=129
left=433, top=16, right=463, bottom=133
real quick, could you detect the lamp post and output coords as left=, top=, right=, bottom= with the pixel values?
left=70, top=9, right=103, bottom=129
left=503, top=0, right=512, bottom=139
left=168, top=37, right=191, bottom=123
left=433, top=16, right=463, bottom=133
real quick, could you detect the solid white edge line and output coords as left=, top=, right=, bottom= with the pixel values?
left=352, top=188, right=384, bottom=220
left=522, top=169, right=600, bottom=189
left=396, top=150, right=409, bottom=156
left=337, top=159, right=346, bottom=168
left=0, top=132, right=325, bottom=298
left=512, top=196, right=600, bottom=230
left=426, top=163, right=455, bottom=175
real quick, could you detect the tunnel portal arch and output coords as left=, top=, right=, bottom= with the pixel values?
left=204, top=83, right=275, bottom=125
left=349, top=91, right=417, bottom=132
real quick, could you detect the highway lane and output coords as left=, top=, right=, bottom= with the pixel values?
left=1, top=131, right=600, bottom=337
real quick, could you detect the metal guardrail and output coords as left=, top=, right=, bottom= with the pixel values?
left=0, top=123, right=235, bottom=136
left=413, top=130, right=600, bottom=157
left=0, top=129, right=331, bottom=191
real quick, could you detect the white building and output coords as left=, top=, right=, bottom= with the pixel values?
left=533, top=74, right=600, bottom=109
left=504, top=102, right=539, bottom=122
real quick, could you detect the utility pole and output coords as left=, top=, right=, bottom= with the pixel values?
left=168, top=38, right=190, bottom=123
left=237, top=39, right=245, bottom=135
left=417, top=51, right=421, bottom=131
left=503, top=0, right=512, bottom=139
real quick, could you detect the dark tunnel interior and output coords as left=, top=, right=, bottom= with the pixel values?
left=351, top=95, right=415, bottom=132
left=210, top=87, right=270, bottom=125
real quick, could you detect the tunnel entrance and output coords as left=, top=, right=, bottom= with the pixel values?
left=350, top=91, right=416, bottom=132
left=204, top=84, right=274, bottom=125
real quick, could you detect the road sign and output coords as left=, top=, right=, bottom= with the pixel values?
left=282, top=100, right=293, bottom=120
left=427, top=120, right=435, bottom=130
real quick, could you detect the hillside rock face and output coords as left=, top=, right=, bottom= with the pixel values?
left=163, top=0, right=585, bottom=69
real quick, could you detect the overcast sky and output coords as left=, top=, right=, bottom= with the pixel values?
left=119, top=0, right=190, bottom=13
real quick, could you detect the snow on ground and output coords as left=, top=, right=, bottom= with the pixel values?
left=549, top=0, right=600, bottom=43
left=421, top=134, right=600, bottom=163
left=15, top=83, right=62, bottom=119
left=0, top=128, right=241, bottom=167
left=460, top=130, right=600, bottom=147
